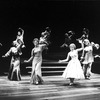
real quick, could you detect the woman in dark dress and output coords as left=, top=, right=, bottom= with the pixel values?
left=2, top=41, right=22, bottom=81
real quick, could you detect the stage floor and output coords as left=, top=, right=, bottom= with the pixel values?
left=0, top=74, right=100, bottom=100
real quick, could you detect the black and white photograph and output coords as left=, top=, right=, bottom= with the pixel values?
left=0, top=0, right=100, bottom=100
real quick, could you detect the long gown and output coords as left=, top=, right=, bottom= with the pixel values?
left=62, top=50, right=84, bottom=79
left=7, top=47, right=21, bottom=81
left=30, top=46, right=43, bottom=84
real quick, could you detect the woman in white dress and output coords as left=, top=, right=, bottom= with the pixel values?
left=59, top=41, right=84, bottom=85
left=24, top=38, right=47, bottom=85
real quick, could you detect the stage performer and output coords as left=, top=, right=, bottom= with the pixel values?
left=61, top=30, right=75, bottom=48
left=39, top=27, right=51, bottom=45
left=24, top=38, right=47, bottom=85
left=81, top=39, right=99, bottom=79
left=13, top=28, right=25, bottom=55
left=59, top=40, right=84, bottom=86
left=2, top=41, right=22, bottom=81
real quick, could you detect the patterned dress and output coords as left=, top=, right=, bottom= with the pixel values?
left=7, top=47, right=21, bottom=81
left=62, top=50, right=84, bottom=79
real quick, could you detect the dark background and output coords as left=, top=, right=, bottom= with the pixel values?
left=0, top=0, right=100, bottom=75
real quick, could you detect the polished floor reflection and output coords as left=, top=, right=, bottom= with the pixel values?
left=0, top=73, right=100, bottom=100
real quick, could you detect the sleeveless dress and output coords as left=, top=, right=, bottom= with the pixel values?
left=62, top=50, right=84, bottom=79
left=30, top=46, right=43, bottom=84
